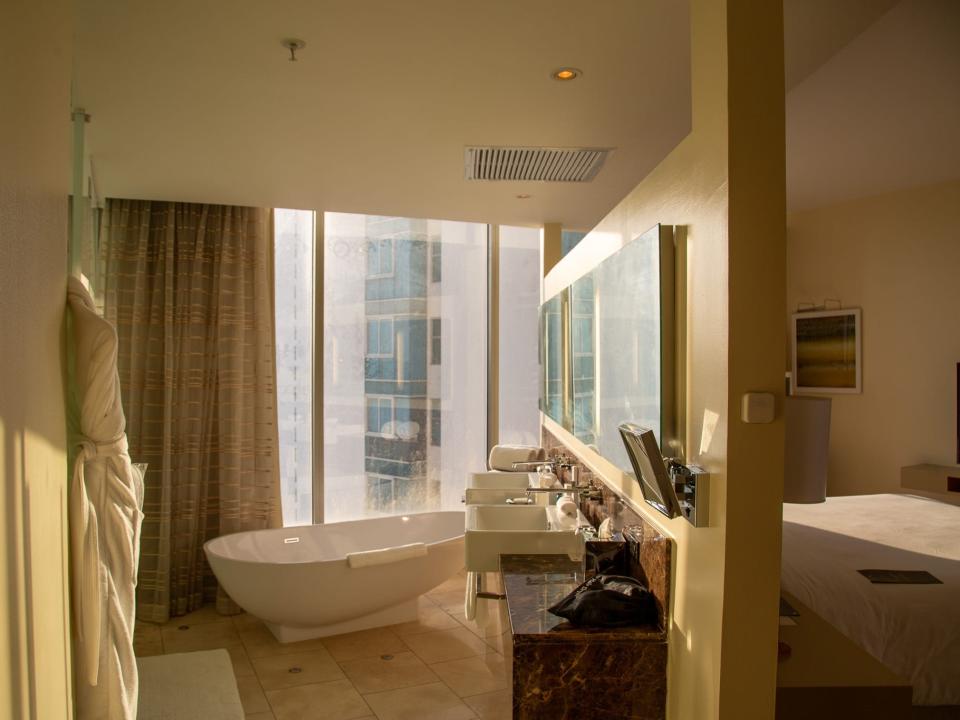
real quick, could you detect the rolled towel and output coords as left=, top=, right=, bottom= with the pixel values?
left=556, top=494, right=579, bottom=521
left=346, top=542, right=427, bottom=568
left=488, top=444, right=545, bottom=472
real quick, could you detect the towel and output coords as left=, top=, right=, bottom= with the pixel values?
left=347, top=542, right=428, bottom=568
left=488, top=444, right=545, bottom=471
left=556, top=495, right=579, bottom=521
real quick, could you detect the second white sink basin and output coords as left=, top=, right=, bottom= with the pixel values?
left=468, top=471, right=537, bottom=490
left=464, top=504, right=588, bottom=572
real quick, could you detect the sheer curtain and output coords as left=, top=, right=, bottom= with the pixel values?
left=101, top=199, right=281, bottom=622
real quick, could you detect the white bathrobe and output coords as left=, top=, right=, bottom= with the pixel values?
left=68, top=276, right=144, bottom=720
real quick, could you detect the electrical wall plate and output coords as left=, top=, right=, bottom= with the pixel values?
left=741, top=392, right=776, bottom=424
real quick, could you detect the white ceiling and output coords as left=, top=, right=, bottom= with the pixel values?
left=786, top=0, right=960, bottom=211
left=783, top=0, right=899, bottom=90
left=74, top=0, right=691, bottom=229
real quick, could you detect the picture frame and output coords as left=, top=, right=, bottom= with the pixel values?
left=791, top=308, right=862, bottom=394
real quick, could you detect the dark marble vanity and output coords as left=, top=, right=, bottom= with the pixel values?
left=502, top=553, right=668, bottom=720
left=500, top=427, right=673, bottom=720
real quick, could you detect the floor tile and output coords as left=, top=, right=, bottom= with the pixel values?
left=133, top=621, right=163, bottom=657
left=237, top=675, right=271, bottom=715
left=234, top=612, right=267, bottom=631
left=430, top=654, right=509, bottom=698
left=266, top=678, right=371, bottom=720
left=362, top=682, right=476, bottom=720
left=228, top=644, right=257, bottom=677
left=162, top=604, right=227, bottom=628
left=427, top=575, right=467, bottom=596
left=449, top=606, right=507, bottom=639
left=401, top=628, right=490, bottom=664
left=160, top=618, right=242, bottom=653
left=426, top=590, right=467, bottom=614
left=482, top=631, right=510, bottom=656
left=339, top=650, right=438, bottom=694
left=240, top=623, right=329, bottom=659
left=253, top=649, right=344, bottom=691
left=321, top=627, right=408, bottom=663
left=462, top=689, right=511, bottom=720
left=390, top=606, right=461, bottom=637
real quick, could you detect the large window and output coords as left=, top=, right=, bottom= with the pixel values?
left=276, top=212, right=535, bottom=526
left=323, top=213, right=488, bottom=523
left=274, top=209, right=315, bottom=526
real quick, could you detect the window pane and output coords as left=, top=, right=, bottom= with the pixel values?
left=498, top=226, right=541, bottom=445
left=274, top=208, right=314, bottom=526
left=380, top=319, right=393, bottom=356
left=324, top=213, right=487, bottom=522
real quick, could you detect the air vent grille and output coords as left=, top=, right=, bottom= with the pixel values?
left=464, top=146, right=612, bottom=182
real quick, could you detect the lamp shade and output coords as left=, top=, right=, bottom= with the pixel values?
left=784, top=396, right=831, bottom=503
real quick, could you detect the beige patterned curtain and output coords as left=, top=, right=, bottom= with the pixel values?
left=101, top=199, right=281, bottom=623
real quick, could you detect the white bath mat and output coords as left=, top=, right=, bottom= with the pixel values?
left=137, top=649, right=243, bottom=720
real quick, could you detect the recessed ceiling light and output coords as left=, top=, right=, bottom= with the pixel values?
left=516, top=194, right=532, bottom=200
left=551, top=67, right=581, bottom=81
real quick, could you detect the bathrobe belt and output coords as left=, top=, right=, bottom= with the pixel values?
left=71, top=435, right=131, bottom=686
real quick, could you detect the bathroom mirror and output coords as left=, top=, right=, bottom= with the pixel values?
left=539, top=290, right=566, bottom=426
left=540, top=225, right=678, bottom=472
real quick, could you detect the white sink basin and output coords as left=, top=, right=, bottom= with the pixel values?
left=464, top=504, right=588, bottom=572
left=468, top=471, right=537, bottom=490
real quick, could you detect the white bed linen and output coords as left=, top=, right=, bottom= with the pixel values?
left=782, top=493, right=959, bottom=706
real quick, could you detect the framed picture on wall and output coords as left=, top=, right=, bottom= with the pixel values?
left=791, top=308, right=862, bottom=394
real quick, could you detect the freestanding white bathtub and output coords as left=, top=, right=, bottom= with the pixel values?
left=204, top=511, right=465, bottom=642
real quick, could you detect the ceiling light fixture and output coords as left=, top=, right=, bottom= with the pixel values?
left=551, top=67, right=581, bottom=81
left=282, top=38, right=306, bottom=62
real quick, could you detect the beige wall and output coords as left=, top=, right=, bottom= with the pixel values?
left=0, top=0, right=74, bottom=717
left=787, top=180, right=960, bottom=496
left=543, top=1, right=785, bottom=718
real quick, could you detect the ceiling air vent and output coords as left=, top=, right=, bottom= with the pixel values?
left=464, top=146, right=612, bottom=183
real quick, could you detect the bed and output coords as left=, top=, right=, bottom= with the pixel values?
left=781, top=493, right=960, bottom=708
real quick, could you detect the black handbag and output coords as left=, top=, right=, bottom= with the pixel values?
left=548, top=574, right=657, bottom=628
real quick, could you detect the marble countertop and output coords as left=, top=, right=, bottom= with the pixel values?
left=500, top=554, right=666, bottom=645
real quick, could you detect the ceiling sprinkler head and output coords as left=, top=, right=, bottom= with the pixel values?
left=282, top=38, right=306, bottom=62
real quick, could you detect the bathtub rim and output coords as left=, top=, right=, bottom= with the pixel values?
left=203, top=509, right=465, bottom=567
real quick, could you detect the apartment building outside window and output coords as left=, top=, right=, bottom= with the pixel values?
left=275, top=214, right=539, bottom=525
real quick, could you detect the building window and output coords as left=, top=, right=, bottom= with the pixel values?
left=430, top=240, right=441, bottom=283
left=366, top=396, right=394, bottom=435
left=430, top=399, right=441, bottom=447
left=366, top=318, right=394, bottom=358
left=366, top=237, right=394, bottom=277
left=430, top=317, right=441, bottom=365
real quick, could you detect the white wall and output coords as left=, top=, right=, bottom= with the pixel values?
left=787, top=180, right=960, bottom=495
left=0, top=0, right=73, bottom=716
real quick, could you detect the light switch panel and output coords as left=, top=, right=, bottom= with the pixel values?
left=741, top=392, right=775, bottom=423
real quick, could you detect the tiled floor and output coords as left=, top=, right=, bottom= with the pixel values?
left=134, top=570, right=513, bottom=720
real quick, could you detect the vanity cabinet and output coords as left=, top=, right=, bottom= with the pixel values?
left=501, top=554, right=668, bottom=720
